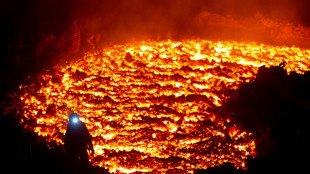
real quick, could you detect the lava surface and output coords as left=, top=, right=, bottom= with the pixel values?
left=13, top=40, right=310, bottom=173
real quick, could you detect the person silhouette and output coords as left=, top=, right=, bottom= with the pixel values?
left=65, top=112, right=94, bottom=165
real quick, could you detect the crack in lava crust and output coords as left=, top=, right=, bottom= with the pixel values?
left=15, top=40, right=310, bottom=173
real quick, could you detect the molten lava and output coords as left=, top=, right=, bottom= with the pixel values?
left=14, top=40, right=310, bottom=173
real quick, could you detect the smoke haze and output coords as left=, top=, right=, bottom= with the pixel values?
left=1, top=0, right=310, bottom=95
left=2, top=0, right=310, bottom=46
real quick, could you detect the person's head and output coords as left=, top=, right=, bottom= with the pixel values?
left=69, top=112, right=80, bottom=124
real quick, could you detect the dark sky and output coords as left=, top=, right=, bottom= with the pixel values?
left=1, top=0, right=310, bottom=39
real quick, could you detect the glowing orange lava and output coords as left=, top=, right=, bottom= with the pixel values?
left=14, top=40, right=310, bottom=173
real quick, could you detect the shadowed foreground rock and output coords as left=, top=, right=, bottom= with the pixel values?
left=218, top=65, right=310, bottom=173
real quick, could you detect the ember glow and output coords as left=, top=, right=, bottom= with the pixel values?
left=15, top=40, right=310, bottom=173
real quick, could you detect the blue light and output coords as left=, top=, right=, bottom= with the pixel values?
left=72, top=117, right=79, bottom=123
